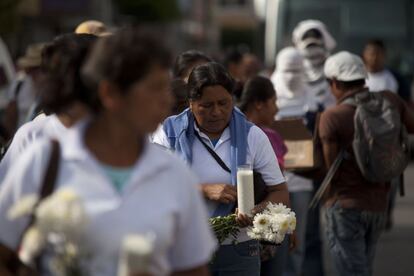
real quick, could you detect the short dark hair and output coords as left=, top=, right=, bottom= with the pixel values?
left=82, top=27, right=171, bottom=110
left=238, top=76, right=275, bottom=112
left=223, top=48, right=244, bottom=68
left=171, top=78, right=189, bottom=114
left=365, top=39, right=386, bottom=52
left=187, top=62, right=235, bottom=100
left=39, top=33, right=97, bottom=114
left=172, top=50, right=212, bottom=79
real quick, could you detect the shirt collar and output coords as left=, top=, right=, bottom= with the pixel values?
left=61, top=118, right=170, bottom=179
left=193, top=122, right=231, bottom=144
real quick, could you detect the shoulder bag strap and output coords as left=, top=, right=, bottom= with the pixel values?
left=194, top=132, right=231, bottom=174
left=308, top=149, right=345, bottom=209
left=18, top=140, right=61, bottom=247
left=14, top=80, right=24, bottom=100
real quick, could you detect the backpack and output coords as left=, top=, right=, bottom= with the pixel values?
left=343, top=91, right=410, bottom=182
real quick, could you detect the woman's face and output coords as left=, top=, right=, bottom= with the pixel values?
left=190, top=85, right=233, bottom=138
left=117, top=65, right=172, bottom=134
left=259, top=95, right=278, bottom=127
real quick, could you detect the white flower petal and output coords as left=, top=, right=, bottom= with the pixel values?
left=7, top=194, right=39, bottom=220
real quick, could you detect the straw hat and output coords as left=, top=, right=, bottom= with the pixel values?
left=17, top=43, right=45, bottom=69
left=75, top=20, right=111, bottom=36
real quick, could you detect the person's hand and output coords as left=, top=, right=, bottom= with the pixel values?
left=251, top=201, right=269, bottom=216
left=201, top=184, right=237, bottom=204
left=288, top=231, right=297, bottom=252
left=235, top=208, right=253, bottom=228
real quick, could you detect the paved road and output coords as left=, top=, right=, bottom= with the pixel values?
left=323, top=163, right=414, bottom=276
left=373, top=163, right=414, bottom=276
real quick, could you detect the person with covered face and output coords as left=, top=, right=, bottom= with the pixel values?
left=153, top=62, right=289, bottom=276
left=292, top=19, right=336, bottom=111
left=292, top=19, right=337, bottom=276
left=270, top=47, right=315, bottom=276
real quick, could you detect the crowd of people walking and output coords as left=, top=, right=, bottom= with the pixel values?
left=0, top=18, right=413, bottom=276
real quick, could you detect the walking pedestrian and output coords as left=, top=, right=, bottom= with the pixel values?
left=153, top=62, right=289, bottom=276
left=320, top=51, right=414, bottom=276
left=0, top=28, right=216, bottom=276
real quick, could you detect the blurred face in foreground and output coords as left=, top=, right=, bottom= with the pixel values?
left=102, top=64, right=172, bottom=135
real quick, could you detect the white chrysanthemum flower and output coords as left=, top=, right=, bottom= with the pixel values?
left=271, top=214, right=290, bottom=234
left=264, top=232, right=276, bottom=242
left=266, top=203, right=291, bottom=215
left=19, top=226, right=46, bottom=265
left=35, top=188, right=87, bottom=238
left=7, top=194, right=39, bottom=220
left=287, top=215, right=296, bottom=233
left=274, top=232, right=286, bottom=244
left=248, top=203, right=296, bottom=244
left=253, top=214, right=272, bottom=231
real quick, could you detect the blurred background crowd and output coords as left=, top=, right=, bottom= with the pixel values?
left=1, top=1, right=414, bottom=276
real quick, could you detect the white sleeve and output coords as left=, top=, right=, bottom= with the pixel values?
left=168, top=168, right=217, bottom=270
left=248, top=126, right=285, bottom=186
left=151, top=124, right=171, bottom=149
left=0, top=140, right=50, bottom=249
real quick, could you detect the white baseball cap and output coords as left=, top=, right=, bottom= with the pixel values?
left=324, top=51, right=367, bottom=81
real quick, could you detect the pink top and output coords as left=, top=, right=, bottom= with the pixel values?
left=261, top=127, right=287, bottom=170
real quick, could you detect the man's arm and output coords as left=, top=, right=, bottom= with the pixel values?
left=322, top=141, right=340, bottom=169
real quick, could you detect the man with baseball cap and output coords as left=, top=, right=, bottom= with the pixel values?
left=319, top=51, right=414, bottom=276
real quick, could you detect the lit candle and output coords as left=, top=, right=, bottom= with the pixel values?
left=237, top=165, right=255, bottom=215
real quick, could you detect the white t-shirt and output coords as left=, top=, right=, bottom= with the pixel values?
left=366, top=69, right=398, bottom=93
left=0, top=123, right=216, bottom=276
left=308, top=78, right=336, bottom=110
left=0, top=114, right=67, bottom=184
left=152, top=123, right=286, bottom=243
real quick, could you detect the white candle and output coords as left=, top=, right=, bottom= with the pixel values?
left=237, top=166, right=255, bottom=215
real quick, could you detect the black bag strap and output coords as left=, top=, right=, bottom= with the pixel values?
left=309, top=150, right=345, bottom=209
left=13, top=80, right=24, bottom=100
left=17, top=140, right=61, bottom=247
left=195, top=132, right=231, bottom=174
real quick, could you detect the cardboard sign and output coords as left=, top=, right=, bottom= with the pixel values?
left=272, top=119, right=318, bottom=170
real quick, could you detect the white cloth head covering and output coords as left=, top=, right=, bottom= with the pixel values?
left=292, top=19, right=336, bottom=51
left=271, top=47, right=317, bottom=118
left=324, top=51, right=367, bottom=81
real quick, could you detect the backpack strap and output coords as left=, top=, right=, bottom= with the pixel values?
left=341, top=97, right=357, bottom=106
left=309, top=149, right=345, bottom=209
left=17, top=140, right=61, bottom=247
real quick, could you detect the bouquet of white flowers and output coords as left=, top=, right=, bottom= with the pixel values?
left=7, top=188, right=88, bottom=276
left=247, top=203, right=296, bottom=244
